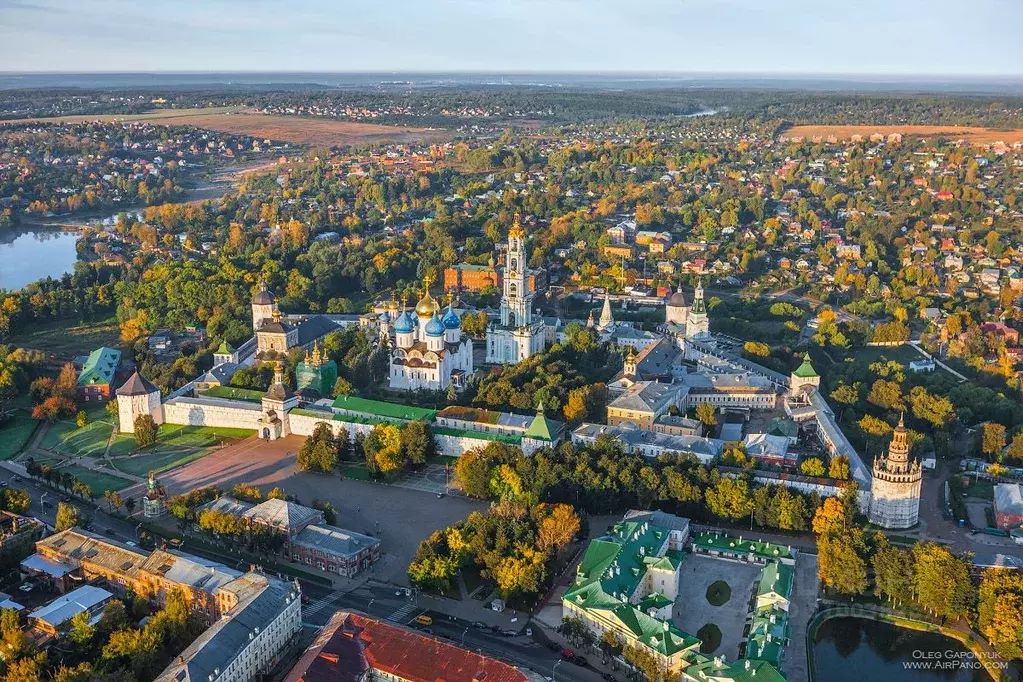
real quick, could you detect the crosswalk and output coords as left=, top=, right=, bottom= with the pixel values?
left=303, top=596, right=341, bottom=618
left=388, top=603, right=418, bottom=623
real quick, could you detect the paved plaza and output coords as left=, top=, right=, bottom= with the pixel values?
left=128, top=435, right=484, bottom=584
left=673, top=553, right=761, bottom=660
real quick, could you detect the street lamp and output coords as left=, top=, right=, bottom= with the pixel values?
left=461, top=626, right=469, bottom=646
left=552, top=658, right=564, bottom=682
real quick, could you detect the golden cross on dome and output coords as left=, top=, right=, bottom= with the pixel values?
left=423, top=273, right=434, bottom=291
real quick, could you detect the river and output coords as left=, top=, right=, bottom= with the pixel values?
left=813, top=617, right=993, bottom=682
left=0, top=159, right=269, bottom=291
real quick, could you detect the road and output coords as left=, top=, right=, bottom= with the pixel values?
left=297, top=580, right=605, bottom=682
left=0, top=467, right=141, bottom=545
left=0, top=466, right=603, bottom=682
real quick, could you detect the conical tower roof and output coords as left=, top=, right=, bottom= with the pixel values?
left=117, top=371, right=158, bottom=397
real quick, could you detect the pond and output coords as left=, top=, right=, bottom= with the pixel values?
left=813, top=617, right=993, bottom=682
left=0, top=228, right=81, bottom=291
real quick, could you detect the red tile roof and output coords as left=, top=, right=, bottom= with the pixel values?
left=286, top=612, right=530, bottom=682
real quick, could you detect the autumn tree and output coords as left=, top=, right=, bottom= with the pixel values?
left=364, top=423, right=405, bottom=476
left=800, top=458, right=825, bottom=477
left=400, top=421, right=434, bottom=468
left=978, top=569, right=1023, bottom=659
left=695, top=403, right=717, bottom=429
left=537, top=504, right=581, bottom=551
left=912, top=542, right=974, bottom=620
left=133, top=414, right=158, bottom=448
left=982, top=422, right=1007, bottom=460
left=55, top=501, right=79, bottom=532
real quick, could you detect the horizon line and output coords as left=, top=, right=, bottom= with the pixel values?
left=2, top=69, right=1022, bottom=80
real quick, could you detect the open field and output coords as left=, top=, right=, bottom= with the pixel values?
left=4, top=107, right=454, bottom=147
left=106, top=424, right=255, bottom=458
left=781, top=124, right=1023, bottom=145
left=6, top=316, right=121, bottom=359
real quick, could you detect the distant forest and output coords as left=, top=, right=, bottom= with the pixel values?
left=3, top=85, right=1023, bottom=128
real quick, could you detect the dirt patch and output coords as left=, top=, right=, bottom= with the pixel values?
left=2, top=107, right=453, bottom=147
left=781, top=124, right=1023, bottom=145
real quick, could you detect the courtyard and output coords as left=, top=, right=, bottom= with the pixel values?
left=131, top=435, right=485, bottom=584
left=673, top=553, right=761, bottom=659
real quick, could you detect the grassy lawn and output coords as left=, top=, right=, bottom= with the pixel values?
left=697, top=623, right=722, bottom=654
left=965, top=480, right=995, bottom=501
left=706, top=580, right=732, bottom=606
left=200, top=386, right=264, bottom=402
left=111, top=449, right=212, bottom=477
left=841, top=344, right=921, bottom=367
left=6, top=315, right=121, bottom=358
left=57, top=465, right=132, bottom=495
left=340, top=463, right=371, bottom=481
left=108, top=424, right=254, bottom=457
left=42, top=419, right=113, bottom=457
left=0, top=415, right=39, bottom=460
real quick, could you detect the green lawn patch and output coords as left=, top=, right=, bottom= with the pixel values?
left=340, top=463, right=371, bottom=481
left=0, top=415, right=39, bottom=460
left=58, top=465, right=132, bottom=496
left=108, top=424, right=254, bottom=457
left=697, top=623, right=721, bottom=654
left=42, top=419, right=113, bottom=457
left=111, top=449, right=212, bottom=477
left=200, top=386, right=265, bottom=403
left=706, top=580, right=732, bottom=607
left=462, top=568, right=490, bottom=597
left=965, top=480, right=995, bottom=501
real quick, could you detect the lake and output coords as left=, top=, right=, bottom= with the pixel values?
left=813, top=617, right=993, bottom=682
left=0, top=228, right=81, bottom=291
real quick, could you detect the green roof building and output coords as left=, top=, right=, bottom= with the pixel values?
left=331, top=395, right=437, bottom=423
left=76, top=347, right=122, bottom=400
left=790, top=353, right=820, bottom=392
left=565, top=515, right=788, bottom=682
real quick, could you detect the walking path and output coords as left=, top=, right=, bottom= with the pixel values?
left=908, top=340, right=968, bottom=382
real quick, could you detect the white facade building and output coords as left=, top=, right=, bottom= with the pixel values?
left=389, top=282, right=474, bottom=392
left=486, top=216, right=546, bottom=364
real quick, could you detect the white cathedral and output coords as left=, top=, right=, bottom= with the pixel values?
left=384, top=277, right=475, bottom=392
left=485, top=216, right=546, bottom=364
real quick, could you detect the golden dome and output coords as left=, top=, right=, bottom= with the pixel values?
left=509, top=212, right=525, bottom=239
left=415, top=274, right=439, bottom=317
left=416, top=292, right=439, bottom=318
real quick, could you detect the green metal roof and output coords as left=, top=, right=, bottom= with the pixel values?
left=331, top=395, right=436, bottom=422
left=216, top=340, right=235, bottom=355
left=692, top=532, right=796, bottom=562
left=77, top=347, right=121, bottom=387
left=524, top=404, right=557, bottom=441
left=757, top=560, right=793, bottom=601
left=792, top=353, right=818, bottom=378
left=564, top=519, right=699, bottom=658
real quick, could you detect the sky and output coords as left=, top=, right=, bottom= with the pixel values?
left=0, top=0, right=1021, bottom=76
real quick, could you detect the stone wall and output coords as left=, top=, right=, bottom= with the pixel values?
left=163, top=399, right=262, bottom=430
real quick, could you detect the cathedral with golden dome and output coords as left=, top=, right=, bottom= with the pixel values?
left=382, top=275, right=475, bottom=392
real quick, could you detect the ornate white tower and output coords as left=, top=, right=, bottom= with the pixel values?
left=686, top=279, right=709, bottom=337
left=868, top=415, right=922, bottom=529
left=598, top=293, right=615, bottom=332
left=499, top=214, right=534, bottom=330
left=486, top=214, right=546, bottom=365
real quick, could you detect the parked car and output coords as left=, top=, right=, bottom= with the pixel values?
left=571, top=657, right=588, bottom=668
left=471, top=621, right=487, bottom=629
left=560, top=649, right=574, bottom=660
left=603, top=674, right=618, bottom=682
